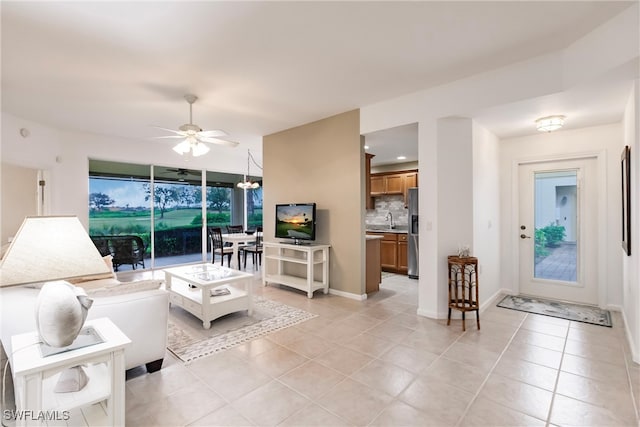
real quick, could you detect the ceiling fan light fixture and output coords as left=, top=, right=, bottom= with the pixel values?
left=536, top=115, right=565, bottom=132
left=155, top=93, right=239, bottom=155
left=173, top=138, right=210, bottom=157
left=191, top=141, right=210, bottom=157
left=172, top=140, right=191, bottom=155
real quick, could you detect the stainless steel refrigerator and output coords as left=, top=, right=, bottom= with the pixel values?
left=408, top=187, right=419, bottom=279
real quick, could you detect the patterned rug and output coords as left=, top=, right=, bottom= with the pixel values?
left=167, top=296, right=317, bottom=362
left=497, top=295, right=612, bottom=327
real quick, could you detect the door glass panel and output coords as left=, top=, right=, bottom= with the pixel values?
left=534, top=170, right=577, bottom=282
left=88, top=160, right=151, bottom=272
left=152, top=166, right=203, bottom=268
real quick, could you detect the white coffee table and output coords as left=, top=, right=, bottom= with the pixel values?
left=164, top=263, right=254, bottom=329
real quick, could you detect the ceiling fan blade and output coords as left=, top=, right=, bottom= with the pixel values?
left=198, top=129, right=228, bottom=138
left=198, top=136, right=240, bottom=147
left=151, top=126, right=187, bottom=136
left=152, top=135, right=187, bottom=139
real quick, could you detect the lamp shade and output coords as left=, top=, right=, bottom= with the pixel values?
left=0, top=216, right=110, bottom=287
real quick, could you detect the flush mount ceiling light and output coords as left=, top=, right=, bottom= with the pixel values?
left=536, top=115, right=565, bottom=132
left=152, top=94, right=239, bottom=157
left=237, top=149, right=262, bottom=190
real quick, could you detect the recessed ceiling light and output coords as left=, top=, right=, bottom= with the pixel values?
left=364, top=145, right=370, bottom=149
left=397, top=156, right=406, bottom=160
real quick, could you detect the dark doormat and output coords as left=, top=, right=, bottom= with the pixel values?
left=497, top=295, right=612, bottom=327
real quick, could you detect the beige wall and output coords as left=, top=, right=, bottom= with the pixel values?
left=263, top=109, right=365, bottom=297
left=1, top=163, right=39, bottom=244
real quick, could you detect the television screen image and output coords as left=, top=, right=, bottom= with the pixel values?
left=275, top=203, right=316, bottom=241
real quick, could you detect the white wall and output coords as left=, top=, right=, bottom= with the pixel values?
left=499, top=124, right=623, bottom=307
left=1, top=112, right=253, bottom=229
left=361, top=5, right=638, bottom=321
left=472, top=122, right=501, bottom=307
left=622, top=80, right=639, bottom=363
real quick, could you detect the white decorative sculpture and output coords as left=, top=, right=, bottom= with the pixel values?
left=458, top=244, right=471, bottom=258
left=35, top=281, right=93, bottom=347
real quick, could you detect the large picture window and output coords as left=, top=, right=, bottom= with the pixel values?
left=88, top=160, right=261, bottom=270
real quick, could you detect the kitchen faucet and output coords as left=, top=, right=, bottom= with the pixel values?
left=385, top=212, right=394, bottom=229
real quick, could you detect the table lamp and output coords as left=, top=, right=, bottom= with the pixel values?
left=0, top=216, right=111, bottom=391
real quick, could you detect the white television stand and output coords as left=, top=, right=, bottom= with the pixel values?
left=262, top=241, right=330, bottom=298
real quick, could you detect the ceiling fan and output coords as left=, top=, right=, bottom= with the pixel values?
left=153, top=94, right=239, bottom=157
left=162, top=168, right=197, bottom=182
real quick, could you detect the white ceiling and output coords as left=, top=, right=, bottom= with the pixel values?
left=1, top=1, right=635, bottom=166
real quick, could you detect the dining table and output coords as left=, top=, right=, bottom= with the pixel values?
left=222, top=233, right=257, bottom=269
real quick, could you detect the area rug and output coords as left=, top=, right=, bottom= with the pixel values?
left=167, top=296, right=318, bottom=362
left=497, top=295, right=612, bottom=327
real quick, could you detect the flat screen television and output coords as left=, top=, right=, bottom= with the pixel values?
left=275, top=203, right=316, bottom=243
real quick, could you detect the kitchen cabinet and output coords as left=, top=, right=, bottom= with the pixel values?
left=370, top=170, right=417, bottom=201
left=398, top=234, right=408, bottom=273
left=366, top=232, right=408, bottom=274
left=403, top=172, right=418, bottom=207
left=366, top=235, right=382, bottom=294
left=370, top=174, right=403, bottom=196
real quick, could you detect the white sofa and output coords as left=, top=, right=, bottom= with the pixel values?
left=0, top=280, right=169, bottom=372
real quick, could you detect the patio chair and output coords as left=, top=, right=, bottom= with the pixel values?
left=111, top=235, right=146, bottom=271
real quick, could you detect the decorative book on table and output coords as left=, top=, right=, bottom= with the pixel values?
left=211, top=287, right=231, bottom=297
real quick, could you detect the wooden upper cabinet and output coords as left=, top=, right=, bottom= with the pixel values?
left=370, top=173, right=405, bottom=196
left=403, top=171, right=418, bottom=207
left=385, top=175, right=404, bottom=194
left=370, top=175, right=385, bottom=195
left=404, top=172, right=418, bottom=189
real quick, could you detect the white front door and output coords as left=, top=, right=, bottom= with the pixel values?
left=518, top=158, right=598, bottom=304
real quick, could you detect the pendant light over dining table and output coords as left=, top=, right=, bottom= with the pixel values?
left=237, top=149, right=262, bottom=189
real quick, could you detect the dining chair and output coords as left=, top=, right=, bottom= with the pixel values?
left=226, top=225, right=244, bottom=234
left=208, top=227, right=233, bottom=267
left=242, top=226, right=263, bottom=269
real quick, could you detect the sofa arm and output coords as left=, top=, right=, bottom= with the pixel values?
left=88, top=288, right=169, bottom=370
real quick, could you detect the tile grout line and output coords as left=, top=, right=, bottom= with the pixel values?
left=453, top=312, right=533, bottom=427
left=543, top=319, right=571, bottom=427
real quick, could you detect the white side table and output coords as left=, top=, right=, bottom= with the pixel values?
left=10, top=318, right=130, bottom=427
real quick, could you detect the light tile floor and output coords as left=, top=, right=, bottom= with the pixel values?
left=120, top=269, right=639, bottom=426
left=3, top=266, right=636, bottom=426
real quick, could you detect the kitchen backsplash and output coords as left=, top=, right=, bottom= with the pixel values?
left=366, top=194, right=408, bottom=227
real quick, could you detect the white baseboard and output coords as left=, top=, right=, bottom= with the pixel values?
left=606, top=304, right=622, bottom=312
left=482, top=288, right=514, bottom=312
left=328, top=288, right=367, bottom=301
left=620, top=308, right=640, bottom=364
left=416, top=288, right=514, bottom=320
left=416, top=308, right=441, bottom=319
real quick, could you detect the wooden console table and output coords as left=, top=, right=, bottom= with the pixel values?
left=447, top=255, right=480, bottom=331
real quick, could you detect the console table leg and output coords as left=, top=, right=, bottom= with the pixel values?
left=447, top=307, right=451, bottom=325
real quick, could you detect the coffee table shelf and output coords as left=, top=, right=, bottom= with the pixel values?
left=164, top=264, right=253, bottom=329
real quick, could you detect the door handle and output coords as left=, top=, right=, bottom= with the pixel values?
left=520, top=234, right=531, bottom=239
